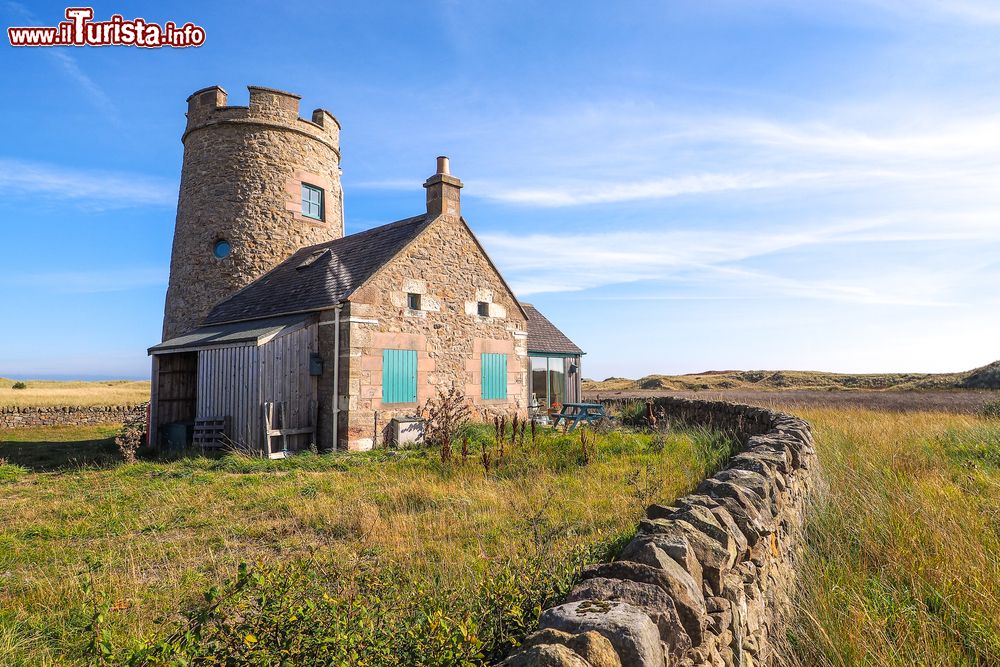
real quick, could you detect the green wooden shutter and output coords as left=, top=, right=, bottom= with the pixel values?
left=481, top=353, right=508, bottom=400
left=382, top=349, right=417, bottom=403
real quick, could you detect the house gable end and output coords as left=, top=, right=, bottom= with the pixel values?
left=346, top=215, right=527, bottom=322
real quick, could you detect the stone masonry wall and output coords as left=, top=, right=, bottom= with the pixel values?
left=162, top=85, right=344, bottom=340
left=321, top=216, right=529, bottom=450
left=500, top=397, right=820, bottom=667
left=0, top=404, right=146, bottom=429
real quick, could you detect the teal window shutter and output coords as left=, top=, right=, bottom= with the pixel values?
left=382, top=349, right=418, bottom=403
left=481, top=353, right=508, bottom=400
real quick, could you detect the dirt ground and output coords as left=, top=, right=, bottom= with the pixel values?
left=584, top=388, right=1000, bottom=414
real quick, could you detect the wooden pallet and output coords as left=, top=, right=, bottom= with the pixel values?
left=192, top=416, right=231, bottom=451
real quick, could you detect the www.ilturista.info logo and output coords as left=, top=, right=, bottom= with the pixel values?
left=8, top=7, right=205, bottom=48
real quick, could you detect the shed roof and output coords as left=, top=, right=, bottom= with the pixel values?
left=148, top=314, right=310, bottom=354
left=521, top=303, right=583, bottom=355
left=203, top=214, right=432, bottom=325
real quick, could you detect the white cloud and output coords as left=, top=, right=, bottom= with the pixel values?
left=474, top=171, right=831, bottom=207
left=0, top=268, right=167, bottom=293
left=481, top=210, right=999, bottom=304
left=0, top=158, right=176, bottom=208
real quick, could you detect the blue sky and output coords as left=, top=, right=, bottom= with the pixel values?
left=2, top=0, right=1000, bottom=380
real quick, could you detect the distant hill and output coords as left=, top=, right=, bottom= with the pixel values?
left=584, top=362, right=1000, bottom=393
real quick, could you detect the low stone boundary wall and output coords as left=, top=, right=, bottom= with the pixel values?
left=501, top=397, right=819, bottom=667
left=0, top=404, right=146, bottom=429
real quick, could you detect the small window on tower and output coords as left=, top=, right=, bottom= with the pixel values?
left=407, top=293, right=421, bottom=310
left=213, top=240, right=231, bottom=259
left=301, top=183, right=324, bottom=220
left=477, top=301, right=489, bottom=317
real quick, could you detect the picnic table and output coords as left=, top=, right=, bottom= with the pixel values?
left=551, top=402, right=609, bottom=432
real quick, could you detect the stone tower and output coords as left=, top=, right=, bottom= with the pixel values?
left=161, top=85, right=344, bottom=339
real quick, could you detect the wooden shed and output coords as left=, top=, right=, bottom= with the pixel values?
left=148, top=314, right=320, bottom=457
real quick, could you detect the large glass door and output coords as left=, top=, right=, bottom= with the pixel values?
left=530, top=355, right=569, bottom=414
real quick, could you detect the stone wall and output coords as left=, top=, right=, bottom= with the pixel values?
left=0, top=404, right=146, bottom=429
left=318, top=215, right=530, bottom=451
left=162, top=85, right=344, bottom=340
left=500, top=397, right=820, bottom=667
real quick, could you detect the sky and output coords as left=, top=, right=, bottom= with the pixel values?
left=1, top=0, right=1000, bottom=380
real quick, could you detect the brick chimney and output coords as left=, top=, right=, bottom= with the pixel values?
left=423, top=156, right=463, bottom=218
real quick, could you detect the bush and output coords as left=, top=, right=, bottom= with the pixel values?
left=114, top=405, right=147, bottom=464
left=616, top=400, right=647, bottom=427
left=978, top=399, right=1000, bottom=420
left=11, top=381, right=26, bottom=390
left=423, top=387, right=471, bottom=459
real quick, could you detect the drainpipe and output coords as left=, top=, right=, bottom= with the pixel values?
left=332, top=303, right=342, bottom=451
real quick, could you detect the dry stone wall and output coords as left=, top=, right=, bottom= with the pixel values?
left=501, top=397, right=820, bottom=667
left=0, top=404, right=146, bottom=429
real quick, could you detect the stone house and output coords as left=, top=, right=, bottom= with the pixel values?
left=148, top=85, right=583, bottom=453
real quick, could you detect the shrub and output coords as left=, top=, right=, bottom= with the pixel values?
left=978, top=398, right=1000, bottom=420
left=617, top=400, right=647, bottom=427
left=11, top=381, right=26, bottom=390
left=423, top=387, right=471, bottom=458
left=114, top=405, right=147, bottom=464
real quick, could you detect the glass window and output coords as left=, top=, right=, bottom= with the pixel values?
left=382, top=349, right=417, bottom=403
left=213, top=239, right=231, bottom=259
left=477, top=301, right=489, bottom=317
left=530, top=356, right=549, bottom=410
left=549, top=359, right=565, bottom=409
left=301, top=183, right=324, bottom=220
left=407, top=293, right=421, bottom=310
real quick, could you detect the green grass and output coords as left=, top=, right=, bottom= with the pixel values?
left=784, top=407, right=1000, bottom=666
left=0, top=422, right=734, bottom=665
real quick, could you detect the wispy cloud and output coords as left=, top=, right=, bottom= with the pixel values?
left=862, top=0, right=1000, bottom=24
left=0, top=267, right=167, bottom=293
left=3, top=2, right=120, bottom=120
left=481, top=210, right=998, bottom=304
left=474, top=171, right=831, bottom=207
left=0, top=158, right=175, bottom=208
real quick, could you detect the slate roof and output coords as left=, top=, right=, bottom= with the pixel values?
left=149, top=314, right=311, bottom=354
left=521, top=303, right=583, bottom=355
left=203, top=215, right=431, bottom=325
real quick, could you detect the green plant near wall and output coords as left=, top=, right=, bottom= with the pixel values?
left=85, top=546, right=617, bottom=666
left=978, top=398, right=1000, bottom=419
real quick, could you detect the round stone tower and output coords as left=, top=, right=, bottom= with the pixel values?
left=161, top=85, right=344, bottom=339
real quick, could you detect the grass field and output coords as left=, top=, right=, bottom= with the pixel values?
left=0, top=378, right=150, bottom=408
left=3, top=394, right=999, bottom=665
left=0, top=422, right=733, bottom=665
left=780, top=406, right=1000, bottom=666
left=584, top=360, right=1000, bottom=393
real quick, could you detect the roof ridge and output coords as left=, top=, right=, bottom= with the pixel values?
left=294, top=213, right=427, bottom=255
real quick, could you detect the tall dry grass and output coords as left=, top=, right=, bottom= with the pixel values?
left=0, top=379, right=150, bottom=408
left=784, top=408, right=1000, bottom=666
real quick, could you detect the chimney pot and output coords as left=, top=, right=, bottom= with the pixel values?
left=436, top=156, right=450, bottom=175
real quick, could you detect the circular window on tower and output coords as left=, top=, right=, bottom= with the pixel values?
left=213, top=240, right=231, bottom=259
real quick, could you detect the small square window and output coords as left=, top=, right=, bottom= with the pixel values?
left=407, top=293, right=421, bottom=310
left=477, top=301, right=489, bottom=317
left=301, top=183, right=324, bottom=220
